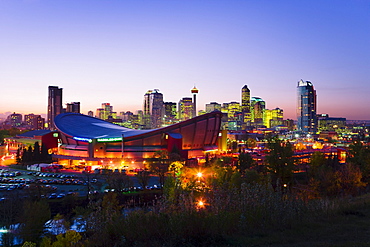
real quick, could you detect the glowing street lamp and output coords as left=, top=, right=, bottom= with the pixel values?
left=196, top=172, right=204, bottom=184
left=197, top=199, right=205, bottom=209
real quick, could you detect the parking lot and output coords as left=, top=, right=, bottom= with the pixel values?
left=0, top=168, right=92, bottom=200
left=0, top=166, right=161, bottom=201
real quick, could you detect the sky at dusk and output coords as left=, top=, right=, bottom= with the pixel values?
left=0, top=0, right=369, bottom=120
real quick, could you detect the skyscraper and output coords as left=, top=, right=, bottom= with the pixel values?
left=251, top=97, right=266, bottom=126
left=178, top=97, right=193, bottom=121
left=47, top=86, right=63, bottom=130
left=6, top=113, right=22, bottom=128
left=297, top=79, right=317, bottom=133
left=264, top=108, right=283, bottom=128
left=227, top=102, right=242, bottom=130
left=25, top=114, right=45, bottom=130
left=66, top=102, right=80, bottom=113
left=164, top=102, right=177, bottom=125
left=241, top=85, right=251, bottom=128
left=96, top=103, right=114, bottom=120
left=143, top=89, right=164, bottom=129
left=205, top=102, right=221, bottom=113
left=227, top=102, right=241, bottom=121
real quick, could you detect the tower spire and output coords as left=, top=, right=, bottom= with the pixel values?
left=191, top=86, right=199, bottom=118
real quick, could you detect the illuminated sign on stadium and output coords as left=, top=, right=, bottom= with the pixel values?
left=73, top=137, right=93, bottom=143
left=97, top=137, right=122, bottom=142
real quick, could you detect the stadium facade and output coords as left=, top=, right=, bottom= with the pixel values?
left=53, top=111, right=223, bottom=168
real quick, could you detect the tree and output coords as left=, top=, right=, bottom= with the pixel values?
left=52, top=230, right=83, bottom=247
left=8, top=128, right=23, bottom=137
left=348, top=141, right=370, bottom=182
left=0, top=130, right=7, bottom=144
left=265, top=137, right=295, bottom=186
left=306, top=153, right=362, bottom=197
left=18, top=200, right=51, bottom=243
left=106, top=172, right=133, bottom=192
left=22, top=242, right=37, bottom=247
left=205, top=152, right=211, bottom=166
left=246, top=137, right=257, bottom=149
left=41, top=144, right=52, bottom=163
left=211, top=163, right=241, bottom=190
left=163, top=175, right=177, bottom=202
left=83, top=193, right=123, bottom=246
left=308, top=151, right=326, bottom=179
left=169, top=161, right=183, bottom=178
left=147, top=150, right=170, bottom=187
left=237, top=152, right=255, bottom=175
left=22, top=147, right=32, bottom=164
left=244, top=169, right=263, bottom=184
left=338, top=163, right=365, bottom=196
left=148, top=161, right=169, bottom=187
left=135, top=171, right=151, bottom=189
left=33, top=141, right=41, bottom=162
left=16, top=147, right=22, bottom=164
left=40, top=230, right=84, bottom=247
left=212, top=156, right=234, bottom=167
left=0, top=198, right=22, bottom=246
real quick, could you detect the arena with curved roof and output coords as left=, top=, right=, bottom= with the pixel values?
left=53, top=111, right=223, bottom=168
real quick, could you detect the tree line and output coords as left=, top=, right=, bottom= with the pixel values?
left=16, top=141, right=52, bottom=165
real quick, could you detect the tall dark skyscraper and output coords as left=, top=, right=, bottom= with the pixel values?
left=241, top=85, right=251, bottom=128
left=143, top=89, right=164, bottom=129
left=297, top=79, right=317, bottom=133
left=47, top=86, right=63, bottom=130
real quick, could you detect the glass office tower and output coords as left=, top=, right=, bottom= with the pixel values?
left=297, top=79, right=317, bottom=133
left=241, top=85, right=251, bottom=128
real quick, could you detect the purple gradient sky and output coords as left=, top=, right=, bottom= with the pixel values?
left=0, top=0, right=369, bottom=120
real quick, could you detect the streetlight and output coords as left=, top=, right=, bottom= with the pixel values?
left=196, top=172, right=203, bottom=184
left=197, top=199, right=205, bottom=209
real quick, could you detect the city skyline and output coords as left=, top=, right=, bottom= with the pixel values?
left=1, top=1, right=369, bottom=120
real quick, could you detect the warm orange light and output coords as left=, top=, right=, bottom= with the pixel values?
left=197, top=172, right=203, bottom=178
left=197, top=199, right=205, bottom=209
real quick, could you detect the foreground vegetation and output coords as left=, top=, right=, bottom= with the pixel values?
left=1, top=138, right=370, bottom=246
left=14, top=183, right=370, bottom=247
